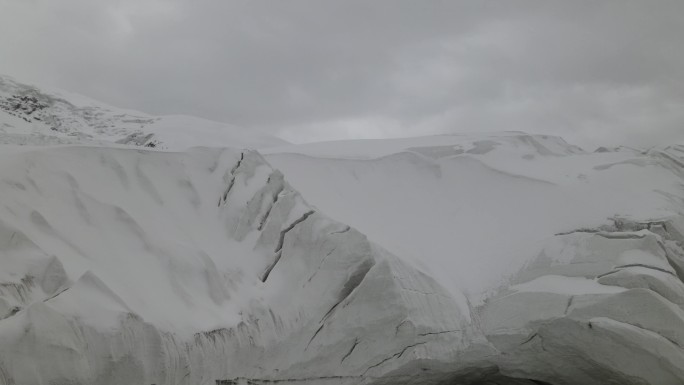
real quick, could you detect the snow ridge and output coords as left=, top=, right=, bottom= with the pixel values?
left=0, top=74, right=287, bottom=149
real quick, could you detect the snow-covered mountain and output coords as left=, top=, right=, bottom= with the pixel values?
left=0, top=75, right=286, bottom=149
left=1, top=75, right=684, bottom=385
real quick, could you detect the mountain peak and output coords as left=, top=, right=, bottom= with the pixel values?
left=0, top=74, right=288, bottom=150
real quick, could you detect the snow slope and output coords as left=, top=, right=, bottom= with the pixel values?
left=1, top=133, right=683, bottom=384
left=262, top=135, right=684, bottom=384
left=0, top=145, right=497, bottom=385
left=0, top=74, right=286, bottom=149
left=265, top=133, right=682, bottom=299
left=2, top=75, right=684, bottom=384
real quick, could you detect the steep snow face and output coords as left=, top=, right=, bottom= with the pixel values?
left=0, top=145, right=496, bottom=385
left=0, top=75, right=287, bottom=149
left=265, top=134, right=683, bottom=298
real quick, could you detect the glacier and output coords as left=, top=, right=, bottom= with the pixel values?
left=2, top=75, right=684, bottom=384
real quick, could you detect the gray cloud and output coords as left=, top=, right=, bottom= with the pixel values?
left=1, top=0, right=683, bottom=148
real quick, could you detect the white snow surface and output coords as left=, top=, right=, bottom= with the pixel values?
left=2, top=75, right=684, bottom=384
left=0, top=144, right=487, bottom=385
left=265, top=134, right=683, bottom=300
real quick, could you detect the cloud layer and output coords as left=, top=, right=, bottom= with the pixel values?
left=1, top=0, right=683, bottom=148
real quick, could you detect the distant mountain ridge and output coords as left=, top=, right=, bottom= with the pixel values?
left=0, top=74, right=287, bottom=149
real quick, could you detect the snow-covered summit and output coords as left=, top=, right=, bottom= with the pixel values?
left=0, top=74, right=287, bottom=149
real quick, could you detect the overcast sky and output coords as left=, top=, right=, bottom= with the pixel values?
left=1, top=0, right=683, bottom=148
